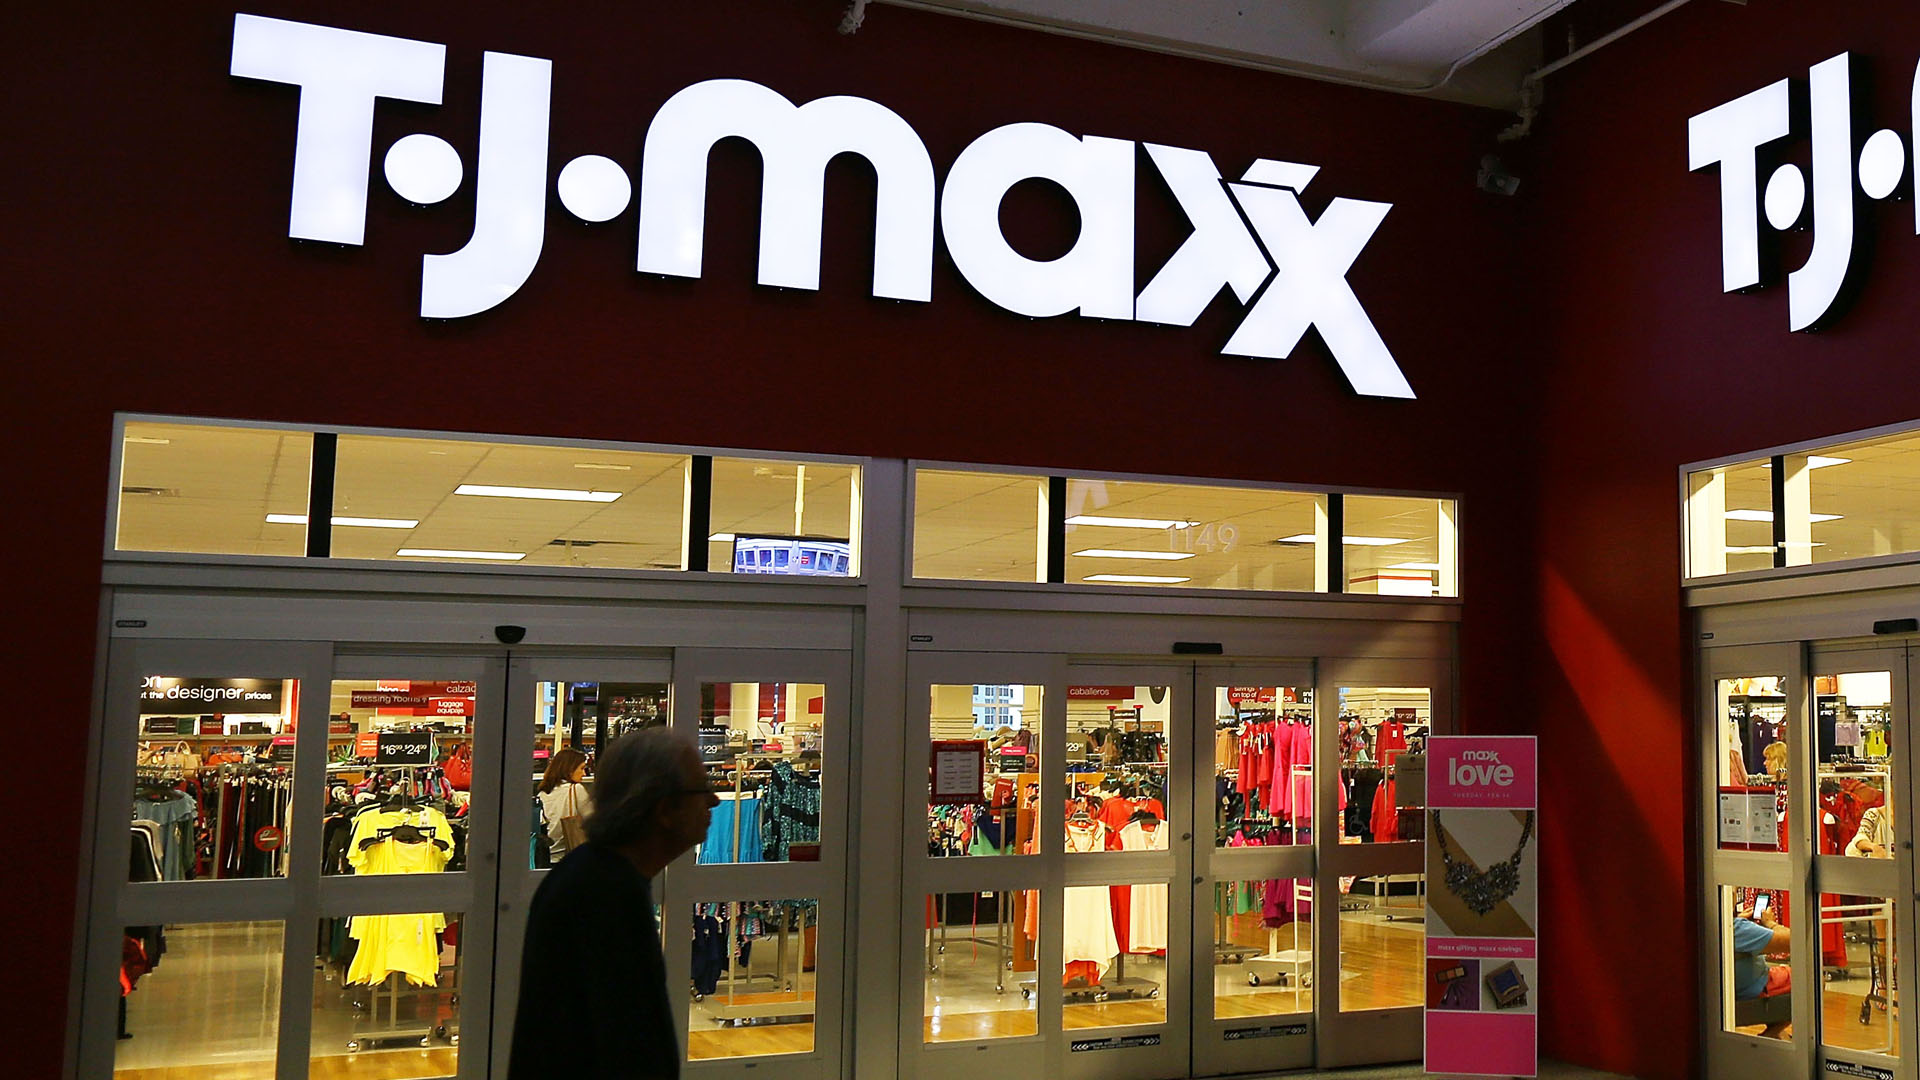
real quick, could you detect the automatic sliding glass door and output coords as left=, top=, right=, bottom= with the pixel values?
left=1189, top=664, right=1316, bottom=1078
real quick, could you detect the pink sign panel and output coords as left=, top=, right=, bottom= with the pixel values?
left=1427, top=1014, right=1536, bottom=1077
left=1429, top=735, right=1537, bottom=809
left=1426, top=735, right=1538, bottom=1078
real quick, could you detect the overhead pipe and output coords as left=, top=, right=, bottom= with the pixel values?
left=1500, top=0, right=1704, bottom=141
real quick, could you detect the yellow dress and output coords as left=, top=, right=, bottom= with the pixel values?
left=345, top=807, right=454, bottom=986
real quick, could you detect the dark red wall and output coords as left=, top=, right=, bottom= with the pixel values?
left=4, top=2, right=1541, bottom=1075
left=1522, top=2, right=1920, bottom=1076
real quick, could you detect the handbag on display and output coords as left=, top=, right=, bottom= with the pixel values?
left=149, top=741, right=201, bottom=772
left=444, top=741, right=473, bottom=791
left=559, top=784, right=589, bottom=853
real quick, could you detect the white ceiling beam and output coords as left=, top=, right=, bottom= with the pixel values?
left=1346, top=0, right=1576, bottom=68
left=874, top=0, right=1544, bottom=108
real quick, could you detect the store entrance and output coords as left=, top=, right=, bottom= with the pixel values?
left=86, top=627, right=851, bottom=1080
left=901, top=651, right=1443, bottom=1080
left=1703, top=639, right=1919, bottom=1080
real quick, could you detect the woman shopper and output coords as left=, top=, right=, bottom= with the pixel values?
left=537, top=747, right=592, bottom=862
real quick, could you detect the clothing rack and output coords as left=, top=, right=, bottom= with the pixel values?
left=700, top=752, right=819, bottom=1025
left=1822, top=899, right=1894, bottom=1037
left=346, top=970, right=458, bottom=1052
left=926, top=893, right=1014, bottom=995
left=1246, top=881, right=1313, bottom=987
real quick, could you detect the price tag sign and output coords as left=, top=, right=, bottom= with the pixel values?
left=269, top=736, right=296, bottom=764
left=375, top=731, right=434, bottom=765
left=929, top=740, right=986, bottom=805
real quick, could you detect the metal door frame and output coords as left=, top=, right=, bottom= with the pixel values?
left=1313, top=655, right=1453, bottom=1068
left=664, top=647, right=855, bottom=1080
left=1189, top=661, right=1318, bottom=1078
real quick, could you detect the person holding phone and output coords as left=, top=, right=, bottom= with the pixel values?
left=1732, top=897, right=1792, bottom=1038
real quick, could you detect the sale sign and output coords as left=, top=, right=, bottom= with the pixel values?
left=1424, top=736, right=1537, bottom=1079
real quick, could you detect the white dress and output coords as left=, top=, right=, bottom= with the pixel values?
left=1118, top=820, right=1169, bottom=952
left=1061, top=822, right=1119, bottom=977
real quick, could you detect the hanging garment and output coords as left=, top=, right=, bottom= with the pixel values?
left=1062, top=885, right=1120, bottom=979
left=1371, top=777, right=1399, bottom=843
left=1376, top=720, right=1409, bottom=766
left=699, top=795, right=762, bottom=863
left=346, top=807, right=454, bottom=875
left=762, top=761, right=821, bottom=860
left=1117, top=820, right=1168, bottom=952
left=133, top=791, right=197, bottom=882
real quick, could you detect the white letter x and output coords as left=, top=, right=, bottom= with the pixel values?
left=1221, top=184, right=1413, bottom=399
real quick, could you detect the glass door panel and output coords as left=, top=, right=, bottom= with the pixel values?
left=1336, top=873, right=1428, bottom=1013
left=1316, top=660, right=1445, bottom=1069
left=1717, top=674, right=1791, bottom=853
left=1065, top=684, right=1172, bottom=844
left=1808, top=646, right=1910, bottom=1079
left=1055, top=664, right=1188, bottom=1080
left=923, top=890, right=1037, bottom=1042
left=905, top=654, right=1058, bottom=1080
left=491, top=656, right=673, bottom=1077
left=664, top=649, right=850, bottom=1080
left=313, top=653, right=503, bottom=1080
left=85, top=639, right=332, bottom=1080
left=1191, top=665, right=1316, bottom=1079
left=1336, top=686, right=1429, bottom=846
left=116, top=919, right=285, bottom=1080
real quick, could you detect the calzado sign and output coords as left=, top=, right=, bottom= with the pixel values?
left=229, top=14, right=1415, bottom=398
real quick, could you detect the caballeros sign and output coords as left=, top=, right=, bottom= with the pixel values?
left=229, top=13, right=1416, bottom=399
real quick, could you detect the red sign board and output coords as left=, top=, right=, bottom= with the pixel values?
left=930, top=740, right=987, bottom=805
left=354, top=732, right=379, bottom=758
left=1227, top=687, right=1276, bottom=706
left=352, top=680, right=476, bottom=715
left=1067, top=685, right=1134, bottom=702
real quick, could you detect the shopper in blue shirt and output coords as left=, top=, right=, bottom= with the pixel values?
left=1732, top=900, right=1792, bottom=1038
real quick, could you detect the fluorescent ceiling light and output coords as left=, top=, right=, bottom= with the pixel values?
left=572, top=462, right=632, bottom=471
left=454, top=484, right=621, bottom=503
left=124, top=436, right=171, bottom=445
left=1066, top=515, right=1199, bottom=529
left=397, top=548, right=526, bottom=561
left=266, top=514, right=418, bottom=529
left=1275, top=533, right=1409, bottom=546
left=1072, top=548, right=1196, bottom=561
left=1724, top=509, right=1842, bottom=522
left=709, top=532, right=737, bottom=542
left=1759, top=456, right=1851, bottom=469
left=1085, top=573, right=1191, bottom=584
left=1387, top=562, right=1443, bottom=571
left=1724, top=546, right=1776, bottom=555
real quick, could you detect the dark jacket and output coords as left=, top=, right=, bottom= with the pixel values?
left=509, top=842, right=679, bottom=1079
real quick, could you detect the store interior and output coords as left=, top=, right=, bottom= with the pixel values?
left=1718, top=671, right=1900, bottom=1051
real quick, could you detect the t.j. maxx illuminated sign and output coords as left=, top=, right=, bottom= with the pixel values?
left=1690, top=52, right=1917, bottom=330
left=229, top=13, right=1416, bottom=399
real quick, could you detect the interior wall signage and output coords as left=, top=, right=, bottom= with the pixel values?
left=1689, top=52, right=1913, bottom=330
left=227, top=13, right=1415, bottom=399
left=140, top=676, right=284, bottom=714
left=1424, top=736, right=1538, bottom=1080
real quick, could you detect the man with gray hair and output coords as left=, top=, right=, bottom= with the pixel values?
left=509, top=727, right=718, bottom=1078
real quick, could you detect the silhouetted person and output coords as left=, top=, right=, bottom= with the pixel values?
left=510, top=728, right=718, bottom=1079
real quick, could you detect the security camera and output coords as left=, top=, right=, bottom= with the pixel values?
left=494, top=624, right=527, bottom=645
left=1477, top=154, right=1521, bottom=197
